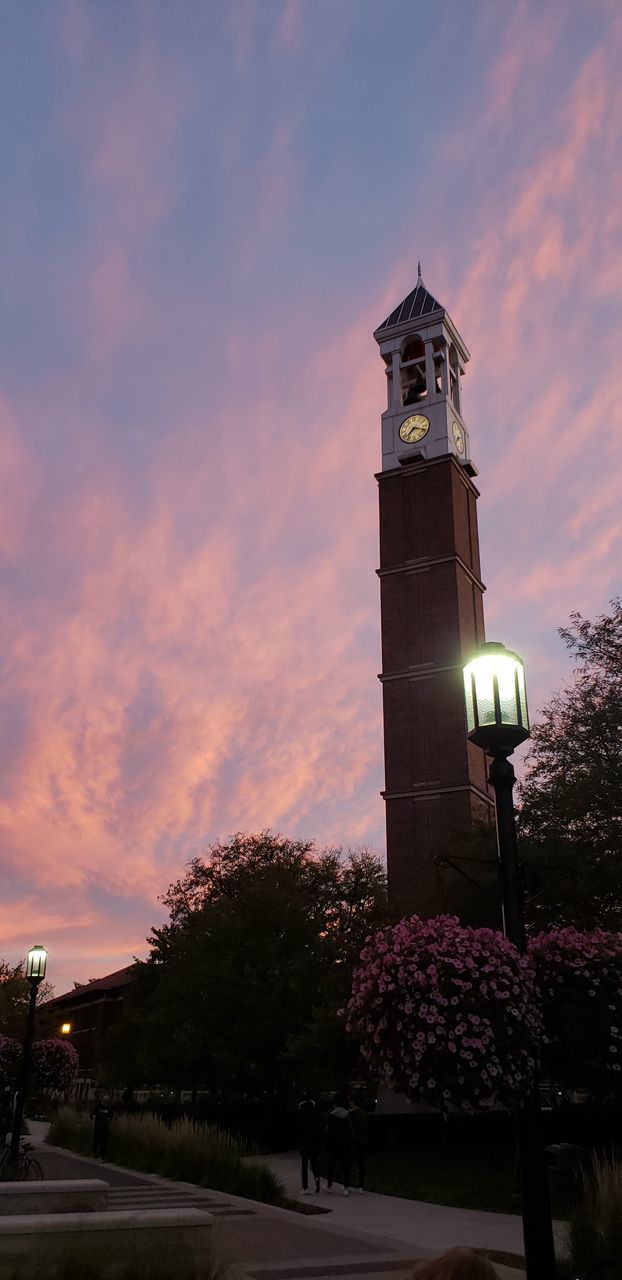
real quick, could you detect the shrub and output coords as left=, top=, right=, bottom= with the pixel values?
left=48, top=1108, right=284, bottom=1205
left=564, top=1153, right=622, bottom=1278
left=529, top=927, right=622, bottom=1095
left=346, top=914, right=541, bottom=1115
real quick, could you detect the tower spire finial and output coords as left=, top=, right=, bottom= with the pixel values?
left=417, top=259, right=422, bottom=285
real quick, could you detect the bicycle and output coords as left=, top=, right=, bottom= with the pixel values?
left=0, top=1140, right=43, bottom=1181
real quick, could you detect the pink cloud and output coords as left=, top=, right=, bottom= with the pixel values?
left=275, top=0, right=305, bottom=54
left=482, top=0, right=561, bottom=127
left=0, top=399, right=41, bottom=555
left=2, top=2, right=622, bottom=986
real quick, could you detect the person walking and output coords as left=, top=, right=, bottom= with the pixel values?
left=90, top=1094, right=113, bottom=1160
left=325, top=1092, right=354, bottom=1196
left=296, top=1092, right=322, bottom=1195
left=349, top=1097, right=369, bottom=1193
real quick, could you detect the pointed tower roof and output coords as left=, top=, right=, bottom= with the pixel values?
left=375, top=262, right=443, bottom=335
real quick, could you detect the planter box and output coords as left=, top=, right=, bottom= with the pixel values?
left=0, top=1207, right=214, bottom=1278
left=0, top=1178, right=108, bottom=1215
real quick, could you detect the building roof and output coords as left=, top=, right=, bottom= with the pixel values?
left=44, top=963, right=137, bottom=1008
left=376, top=264, right=443, bottom=335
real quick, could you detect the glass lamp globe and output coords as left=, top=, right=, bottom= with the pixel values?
left=463, top=642, right=529, bottom=753
left=25, top=945, right=48, bottom=983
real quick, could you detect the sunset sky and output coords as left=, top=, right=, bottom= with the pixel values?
left=1, top=1, right=621, bottom=995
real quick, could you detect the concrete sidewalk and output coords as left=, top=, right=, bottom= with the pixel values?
left=263, top=1152, right=568, bottom=1270
left=24, top=1124, right=561, bottom=1279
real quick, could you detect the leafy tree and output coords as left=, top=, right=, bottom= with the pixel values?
left=98, top=965, right=162, bottom=1090
left=518, top=600, right=622, bottom=929
left=0, top=961, right=53, bottom=1039
left=120, top=832, right=388, bottom=1096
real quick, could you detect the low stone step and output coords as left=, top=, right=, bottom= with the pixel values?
left=106, top=1189, right=255, bottom=1217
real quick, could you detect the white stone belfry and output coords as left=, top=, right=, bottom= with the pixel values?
left=373, top=267, right=473, bottom=473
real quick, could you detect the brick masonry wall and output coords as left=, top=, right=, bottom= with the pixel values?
left=377, top=453, right=495, bottom=923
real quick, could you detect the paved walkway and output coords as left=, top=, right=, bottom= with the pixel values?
left=24, top=1124, right=568, bottom=1279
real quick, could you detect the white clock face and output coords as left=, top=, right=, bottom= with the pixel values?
left=452, top=421, right=465, bottom=455
left=399, top=414, right=429, bottom=444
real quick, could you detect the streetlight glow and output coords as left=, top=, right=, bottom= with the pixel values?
left=463, top=641, right=529, bottom=753
left=25, top=945, right=48, bottom=983
left=61, top=1022, right=72, bottom=1035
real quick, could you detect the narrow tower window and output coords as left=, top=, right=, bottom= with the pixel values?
left=433, top=336, right=446, bottom=395
left=401, top=337, right=426, bottom=406
left=449, top=344, right=461, bottom=411
left=382, top=352, right=393, bottom=409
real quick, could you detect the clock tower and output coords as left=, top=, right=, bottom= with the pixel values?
left=374, top=267, right=495, bottom=921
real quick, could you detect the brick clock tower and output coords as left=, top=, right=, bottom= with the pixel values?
left=374, top=267, right=495, bottom=922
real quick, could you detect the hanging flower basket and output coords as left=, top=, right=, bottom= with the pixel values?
left=0, top=1035, right=23, bottom=1088
left=346, top=914, right=541, bottom=1114
left=32, top=1039, right=79, bottom=1093
left=529, top=926, right=622, bottom=1095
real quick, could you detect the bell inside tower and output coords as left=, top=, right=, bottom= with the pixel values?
left=400, top=338, right=427, bottom=406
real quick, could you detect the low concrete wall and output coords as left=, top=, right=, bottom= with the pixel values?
left=0, top=1208, right=213, bottom=1278
left=0, top=1178, right=109, bottom=1215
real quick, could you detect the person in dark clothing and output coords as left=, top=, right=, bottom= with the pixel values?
left=349, top=1099, right=369, bottom=1192
left=296, top=1093, right=322, bottom=1194
left=90, top=1095, right=113, bottom=1159
left=325, top=1092, right=354, bottom=1196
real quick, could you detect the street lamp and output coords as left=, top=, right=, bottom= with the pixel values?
left=10, top=945, right=48, bottom=1161
left=463, top=644, right=556, bottom=1280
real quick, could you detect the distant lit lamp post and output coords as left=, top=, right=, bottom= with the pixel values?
left=463, top=644, right=556, bottom=1280
left=10, top=945, right=48, bottom=1160
left=60, top=1023, right=72, bottom=1036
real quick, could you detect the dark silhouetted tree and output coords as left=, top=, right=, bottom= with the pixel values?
left=107, top=832, right=388, bottom=1095
left=0, top=961, right=53, bottom=1040
left=518, top=599, right=622, bottom=929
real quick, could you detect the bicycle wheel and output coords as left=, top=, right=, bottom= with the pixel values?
left=24, top=1156, right=43, bottom=1180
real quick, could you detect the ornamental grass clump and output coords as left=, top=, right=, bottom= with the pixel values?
left=564, top=1153, right=622, bottom=1279
left=346, top=914, right=541, bottom=1115
left=48, top=1108, right=284, bottom=1205
left=529, top=926, right=622, bottom=1095
left=46, top=1106, right=92, bottom=1156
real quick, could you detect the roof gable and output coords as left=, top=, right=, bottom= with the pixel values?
left=376, top=266, right=443, bottom=335
left=44, top=963, right=137, bottom=1007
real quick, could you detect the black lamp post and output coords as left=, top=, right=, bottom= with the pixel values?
left=10, top=945, right=48, bottom=1161
left=463, top=643, right=556, bottom=1280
